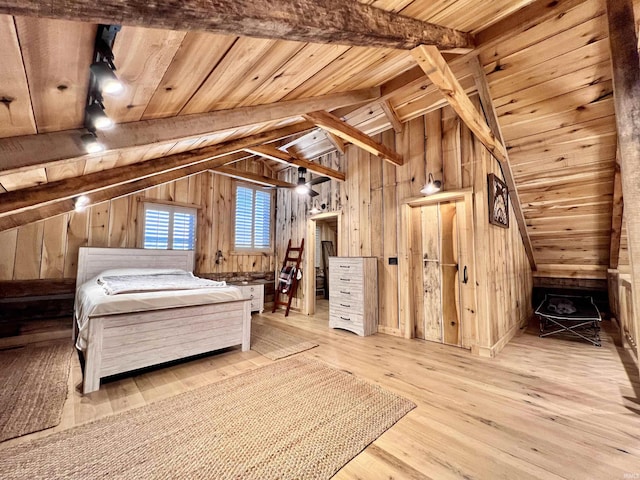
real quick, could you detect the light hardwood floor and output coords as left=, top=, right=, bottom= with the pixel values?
left=3, top=300, right=640, bottom=479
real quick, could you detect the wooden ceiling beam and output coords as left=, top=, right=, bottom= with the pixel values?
left=353, top=0, right=590, bottom=123
left=468, top=56, right=537, bottom=271
left=245, top=144, right=345, bottom=181
left=0, top=0, right=473, bottom=51
left=0, top=122, right=313, bottom=217
left=0, top=88, right=379, bottom=176
left=380, top=100, right=404, bottom=134
left=324, top=132, right=346, bottom=154
left=0, top=152, right=249, bottom=232
left=609, top=147, right=623, bottom=268
left=304, top=110, right=403, bottom=166
left=411, top=45, right=508, bottom=163
left=211, top=166, right=297, bottom=188
left=607, top=0, right=640, bottom=301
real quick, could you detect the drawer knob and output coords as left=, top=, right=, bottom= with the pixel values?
left=340, top=304, right=350, bottom=308
left=340, top=316, right=350, bottom=321
left=339, top=265, right=350, bottom=268
left=340, top=291, right=350, bottom=295
left=339, top=278, right=350, bottom=281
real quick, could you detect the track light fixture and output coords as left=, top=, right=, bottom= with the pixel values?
left=81, top=132, right=105, bottom=154
left=420, top=173, right=442, bottom=195
left=90, top=25, right=124, bottom=97
left=85, top=102, right=113, bottom=131
left=90, top=62, right=124, bottom=96
left=81, top=24, right=122, bottom=154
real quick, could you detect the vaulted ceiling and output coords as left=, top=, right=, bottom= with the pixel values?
left=0, top=0, right=636, bottom=279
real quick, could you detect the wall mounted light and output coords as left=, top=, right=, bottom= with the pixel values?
left=420, top=173, right=442, bottom=195
left=310, top=205, right=321, bottom=215
left=74, top=195, right=91, bottom=212
left=295, top=167, right=311, bottom=195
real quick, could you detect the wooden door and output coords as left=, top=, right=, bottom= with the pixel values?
left=418, top=200, right=466, bottom=347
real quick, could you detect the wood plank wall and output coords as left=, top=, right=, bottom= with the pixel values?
left=0, top=159, right=275, bottom=283
left=276, top=104, right=533, bottom=351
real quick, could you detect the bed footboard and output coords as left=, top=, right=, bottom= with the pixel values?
left=83, top=299, right=251, bottom=394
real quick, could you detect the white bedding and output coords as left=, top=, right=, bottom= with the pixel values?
left=98, top=271, right=227, bottom=294
left=75, top=269, right=243, bottom=351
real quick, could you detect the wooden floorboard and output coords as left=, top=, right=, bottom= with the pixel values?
left=2, top=300, right=639, bottom=479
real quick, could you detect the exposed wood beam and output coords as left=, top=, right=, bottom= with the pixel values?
left=0, top=88, right=379, bottom=175
left=609, top=148, right=623, bottom=268
left=0, top=153, right=248, bottom=232
left=324, top=132, right=346, bottom=154
left=0, top=0, right=473, bottom=51
left=212, top=166, right=297, bottom=188
left=304, top=110, right=403, bottom=166
left=0, top=122, right=314, bottom=217
left=245, top=144, right=345, bottom=181
left=355, top=0, right=588, bottom=126
left=468, top=56, right=537, bottom=271
left=411, top=45, right=508, bottom=164
left=607, top=0, right=640, bottom=366
left=380, top=100, right=404, bottom=133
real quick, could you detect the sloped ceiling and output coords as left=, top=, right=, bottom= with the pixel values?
left=0, top=0, right=631, bottom=279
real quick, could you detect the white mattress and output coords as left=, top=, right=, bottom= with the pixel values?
left=75, top=273, right=244, bottom=351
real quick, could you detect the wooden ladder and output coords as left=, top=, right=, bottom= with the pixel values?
left=272, top=239, right=304, bottom=317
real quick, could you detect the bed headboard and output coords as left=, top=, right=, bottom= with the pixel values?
left=76, top=248, right=195, bottom=286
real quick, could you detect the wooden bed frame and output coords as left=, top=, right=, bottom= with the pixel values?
left=76, top=247, right=251, bottom=394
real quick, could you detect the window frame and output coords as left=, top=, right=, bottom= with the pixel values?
left=141, top=200, right=198, bottom=251
left=232, top=181, right=274, bottom=254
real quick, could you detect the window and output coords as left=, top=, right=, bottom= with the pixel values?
left=234, top=184, right=272, bottom=251
left=143, top=202, right=197, bottom=250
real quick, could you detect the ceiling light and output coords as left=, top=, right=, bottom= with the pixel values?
left=81, top=132, right=104, bottom=154
left=85, top=103, right=113, bottom=131
left=420, top=173, right=442, bottom=195
left=74, top=195, right=90, bottom=212
left=90, top=62, right=124, bottom=96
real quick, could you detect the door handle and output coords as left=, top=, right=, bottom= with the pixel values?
left=463, top=266, right=468, bottom=284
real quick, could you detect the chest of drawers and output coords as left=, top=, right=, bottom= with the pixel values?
left=328, top=257, right=378, bottom=336
left=233, top=283, right=264, bottom=313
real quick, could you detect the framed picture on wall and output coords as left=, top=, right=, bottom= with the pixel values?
left=488, top=173, right=509, bottom=228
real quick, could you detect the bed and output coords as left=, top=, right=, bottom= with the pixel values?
left=74, top=247, right=251, bottom=394
left=536, top=294, right=602, bottom=347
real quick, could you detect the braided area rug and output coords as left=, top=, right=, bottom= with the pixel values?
left=0, top=340, right=73, bottom=443
left=0, top=356, right=415, bottom=479
left=251, top=323, right=318, bottom=360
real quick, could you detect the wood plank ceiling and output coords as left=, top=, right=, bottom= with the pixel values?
left=0, top=0, right=631, bottom=279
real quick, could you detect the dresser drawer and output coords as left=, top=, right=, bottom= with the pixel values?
left=330, top=291, right=363, bottom=311
left=331, top=259, right=363, bottom=274
left=329, top=272, right=363, bottom=290
left=330, top=311, right=364, bottom=326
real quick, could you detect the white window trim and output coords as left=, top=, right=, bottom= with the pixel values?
left=142, top=201, right=198, bottom=250
left=232, top=182, right=274, bottom=254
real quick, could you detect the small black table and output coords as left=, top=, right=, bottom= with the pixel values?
left=535, top=294, right=602, bottom=347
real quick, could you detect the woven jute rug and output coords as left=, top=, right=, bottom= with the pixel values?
left=251, top=323, right=318, bottom=360
left=0, top=340, right=73, bottom=442
left=0, top=356, right=415, bottom=479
